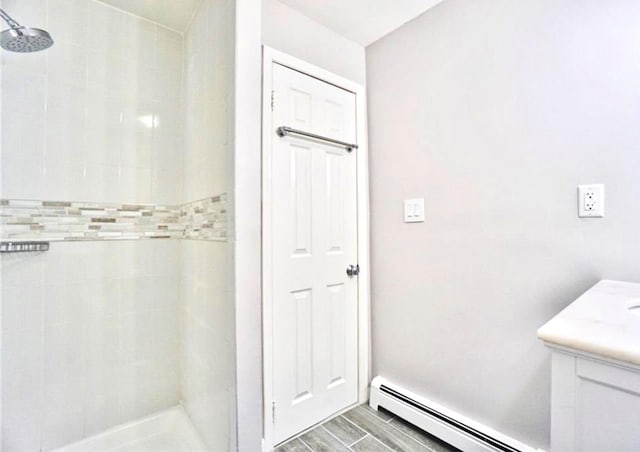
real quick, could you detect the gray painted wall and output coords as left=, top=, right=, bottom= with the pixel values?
left=262, top=0, right=366, bottom=84
left=366, top=0, right=640, bottom=448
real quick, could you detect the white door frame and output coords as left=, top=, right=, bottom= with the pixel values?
left=261, top=46, right=370, bottom=451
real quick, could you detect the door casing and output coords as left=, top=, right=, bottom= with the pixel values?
left=261, top=46, right=370, bottom=451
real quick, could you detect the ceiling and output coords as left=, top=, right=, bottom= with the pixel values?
left=99, top=0, right=202, bottom=32
left=99, top=0, right=443, bottom=43
left=278, top=0, right=444, bottom=46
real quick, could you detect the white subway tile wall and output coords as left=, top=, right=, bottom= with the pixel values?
left=180, top=0, right=236, bottom=450
left=1, top=241, right=181, bottom=450
left=0, top=0, right=184, bottom=205
left=0, top=0, right=235, bottom=450
left=180, top=240, right=235, bottom=452
left=183, top=0, right=234, bottom=203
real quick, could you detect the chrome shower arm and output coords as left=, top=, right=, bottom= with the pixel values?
left=0, top=7, right=53, bottom=52
left=0, top=9, right=22, bottom=29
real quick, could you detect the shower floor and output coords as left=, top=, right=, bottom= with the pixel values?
left=52, top=406, right=208, bottom=452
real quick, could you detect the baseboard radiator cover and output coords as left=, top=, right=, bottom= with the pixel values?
left=370, top=377, right=540, bottom=452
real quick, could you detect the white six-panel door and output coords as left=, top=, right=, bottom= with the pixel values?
left=270, top=63, right=359, bottom=444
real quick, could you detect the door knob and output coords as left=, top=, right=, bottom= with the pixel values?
left=346, top=264, right=360, bottom=277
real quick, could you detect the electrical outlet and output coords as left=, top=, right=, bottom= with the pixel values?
left=578, top=184, right=604, bottom=218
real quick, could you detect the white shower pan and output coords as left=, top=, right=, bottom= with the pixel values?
left=52, top=407, right=208, bottom=452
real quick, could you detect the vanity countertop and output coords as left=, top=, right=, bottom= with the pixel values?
left=538, top=280, right=640, bottom=367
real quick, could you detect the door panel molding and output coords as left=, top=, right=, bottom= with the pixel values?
left=262, top=46, right=370, bottom=451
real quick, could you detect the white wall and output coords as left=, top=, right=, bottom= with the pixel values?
left=262, top=0, right=366, bottom=85
left=366, top=0, right=640, bottom=449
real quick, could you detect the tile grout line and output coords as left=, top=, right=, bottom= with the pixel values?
left=347, top=433, right=369, bottom=449
left=297, top=435, right=315, bottom=451
left=350, top=433, right=394, bottom=452
left=318, top=424, right=352, bottom=449
left=353, top=407, right=435, bottom=452
left=370, top=434, right=396, bottom=452
left=335, top=415, right=370, bottom=448
left=348, top=435, right=368, bottom=449
left=365, top=405, right=396, bottom=423
left=381, top=415, right=438, bottom=451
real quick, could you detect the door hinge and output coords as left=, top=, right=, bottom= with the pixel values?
left=271, top=90, right=275, bottom=111
left=272, top=401, right=276, bottom=422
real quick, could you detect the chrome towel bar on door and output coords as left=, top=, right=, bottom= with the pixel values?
left=276, top=126, right=358, bottom=152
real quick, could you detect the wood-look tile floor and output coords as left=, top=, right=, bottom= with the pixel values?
left=275, top=405, right=460, bottom=452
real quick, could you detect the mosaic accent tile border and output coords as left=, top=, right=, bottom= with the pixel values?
left=0, top=195, right=227, bottom=242
left=181, top=194, right=227, bottom=241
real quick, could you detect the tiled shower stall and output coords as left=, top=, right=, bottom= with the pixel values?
left=0, top=0, right=236, bottom=450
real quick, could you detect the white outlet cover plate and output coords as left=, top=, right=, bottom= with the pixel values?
left=404, top=198, right=425, bottom=223
left=578, top=184, right=605, bottom=218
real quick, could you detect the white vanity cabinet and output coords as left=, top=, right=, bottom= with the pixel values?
left=547, top=348, right=640, bottom=452
left=538, top=280, right=640, bottom=452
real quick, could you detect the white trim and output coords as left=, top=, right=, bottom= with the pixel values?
left=0, top=39, right=3, bottom=450
left=261, top=46, right=371, bottom=451
left=234, top=1, right=264, bottom=451
left=370, top=377, right=541, bottom=452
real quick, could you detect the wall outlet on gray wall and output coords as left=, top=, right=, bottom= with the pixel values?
left=578, top=184, right=605, bottom=218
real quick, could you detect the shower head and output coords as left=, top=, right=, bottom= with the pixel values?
left=0, top=8, right=53, bottom=53
left=0, top=27, right=54, bottom=52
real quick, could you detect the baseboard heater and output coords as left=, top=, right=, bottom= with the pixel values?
left=370, top=377, right=540, bottom=452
